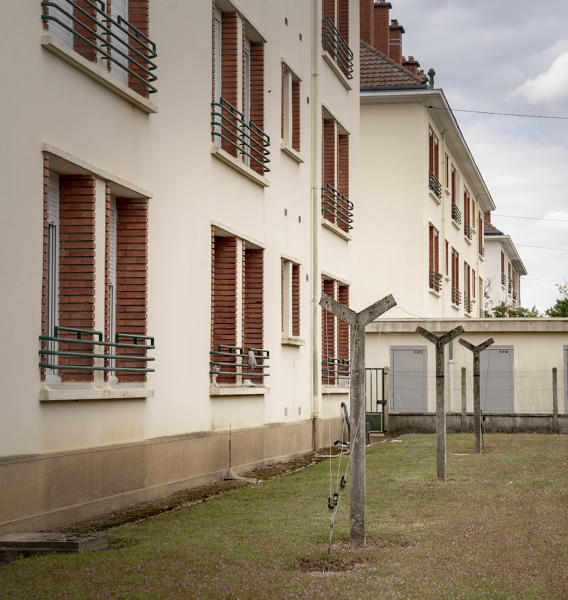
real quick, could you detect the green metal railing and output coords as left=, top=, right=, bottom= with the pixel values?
left=451, top=203, right=462, bottom=225
left=39, top=327, right=155, bottom=373
left=41, top=0, right=157, bottom=95
left=452, top=287, right=462, bottom=306
left=321, top=17, right=354, bottom=79
left=322, top=357, right=350, bottom=385
left=211, top=98, right=271, bottom=174
left=429, top=172, right=442, bottom=200
left=501, top=273, right=507, bottom=286
left=464, top=296, right=472, bottom=313
left=464, top=223, right=473, bottom=240
left=479, top=244, right=485, bottom=257
left=321, top=184, right=353, bottom=231
left=209, top=345, right=270, bottom=382
left=429, top=270, right=442, bottom=292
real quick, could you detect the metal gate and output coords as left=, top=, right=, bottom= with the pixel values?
left=480, top=346, right=514, bottom=413
left=365, top=368, right=386, bottom=432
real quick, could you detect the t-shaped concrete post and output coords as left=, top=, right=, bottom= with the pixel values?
left=458, top=337, right=494, bottom=453
left=416, top=325, right=464, bottom=482
left=320, top=293, right=396, bottom=548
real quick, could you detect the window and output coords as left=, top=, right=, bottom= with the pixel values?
left=428, top=224, right=441, bottom=292
left=478, top=212, right=484, bottom=256
left=321, top=277, right=350, bottom=385
left=450, top=165, right=461, bottom=224
left=211, top=4, right=269, bottom=175
left=281, top=64, right=301, bottom=154
left=464, top=262, right=471, bottom=313
left=42, top=0, right=157, bottom=97
left=428, top=128, right=441, bottom=199
left=39, top=156, right=152, bottom=385
left=501, top=251, right=506, bottom=286
left=445, top=239, right=449, bottom=276
left=322, top=0, right=353, bottom=79
left=479, top=276, right=483, bottom=315
left=508, top=263, right=512, bottom=294
left=321, top=111, right=353, bottom=233
left=472, top=268, right=476, bottom=300
left=444, top=153, right=449, bottom=188
left=281, top=259, right=301, bottom=339
left=463, top=188, right=472, bottom=239
left=210, top=228, right=266, bottom=385
left=451, top=248, right=460, bottom=306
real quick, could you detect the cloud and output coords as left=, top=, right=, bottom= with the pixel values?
left=511, top=51, right=568, bottom=104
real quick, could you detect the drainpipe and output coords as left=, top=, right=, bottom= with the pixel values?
left=448, top=339, right=454, bottom=412
left=311, top=0, right=321, bottom=450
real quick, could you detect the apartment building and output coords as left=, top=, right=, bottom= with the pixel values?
left=356, top=0, right=495, bottom=321
left=0, top=0, right=360, bottom=533
left=482, top=215, right=527, bottom=310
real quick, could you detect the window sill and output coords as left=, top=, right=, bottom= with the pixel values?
left=451, top=303, right=461, bottom=311
left=322, top=51, right=352, bottom=91
left=478, top=252, right=485, bottom=261
left=444, top=187, right=451, bottom=196
left=429, top=190, right=442, bottom=205
left=39, top=381, right=153, bottom=402
left=281, top=336, right=305, bottom=347
left=41, top=35, right=157, bottom=114
left=429, top=288, right=441, bottom=298
left=464, top=236, right=472, bottom=245
left=322, top=219, right=352, bottom=241
left=280, top=142, right=305, bottom=164
left=451, top=218, right=461, bottom=231
left=322, top=385, right=349, bottom=395
left=209, top=384, right=267, bottom=396
left=210, top=145, right=270, bottom=187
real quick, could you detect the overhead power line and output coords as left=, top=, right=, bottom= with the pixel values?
left=427, top=105, right=568, bottom=120
left=516, top=243, right=568, bottom=251
left=495, top=213, right=568, bottom=223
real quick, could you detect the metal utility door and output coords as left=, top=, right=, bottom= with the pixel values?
left=480, top=346, right=514, bottom=413
left=390, top=346, right=428, bottom=413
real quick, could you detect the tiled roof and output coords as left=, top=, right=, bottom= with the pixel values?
left=484, top=220, right=504, bottom=235
left=360, top=40, right=427, bottom=89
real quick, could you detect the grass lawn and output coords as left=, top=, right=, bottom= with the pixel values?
left=1, top=434, right=567, bottom=599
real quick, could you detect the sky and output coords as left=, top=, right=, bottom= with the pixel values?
left=392, top=0, right=568, bottom=312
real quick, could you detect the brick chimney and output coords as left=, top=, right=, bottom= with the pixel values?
left=360, top=0, right=374, bottom=47
left=373, top=0, right=392, bottom=55
left=402, top=55, right=420, bottom=76
left=389, top=19, right=404, bottom=64
left=484, top=210, right=491, bottom=223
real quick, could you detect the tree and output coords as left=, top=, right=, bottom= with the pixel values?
left=485, top=302, right=542, bottom=318
left=545, top=283, right=568, bottom=317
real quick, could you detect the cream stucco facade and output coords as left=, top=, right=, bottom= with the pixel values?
left=0, top=0, right=361, bottom=532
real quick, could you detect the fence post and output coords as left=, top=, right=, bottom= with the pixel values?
left=383, top=367, right=390, bottom=433
left=461, top=367, right=467, bottom=433
left=552, top=367, right=558, bottom=434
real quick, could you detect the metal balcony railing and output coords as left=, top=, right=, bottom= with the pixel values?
left=508, top=278, right=512, bottom=293
left=209, top=345, right=270, bottom=385
left=211, top=98, right=271, bottom=174
left=464, top=296, right=472, bottom=313
left=322, top=357, right=350, bottom=386
left=41, top=0, right=157, bottom=96
left=429, top=271, right=442, bottom=292
left=321, top=17, right=354, bottom=79
left=479, top=245, right=485, bottom=257
left=429, top=172, right=442, bottom=200
left=451, top=287, right=462, bottom=306
left=451, top=203, right=462, bottom=225
left=464, top=223, right=473, bottom=240
left=39, top=326, right=155, bottom=374
left=501, top=273, right=507, bottom=286
left=321, top=184, right=354, bottom=231
left=513, top=291, right=518, bottom=301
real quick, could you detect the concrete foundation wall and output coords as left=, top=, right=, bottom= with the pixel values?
left=0, top=417, right=343, bottom=535
left=388, top=413, right=568, bottom=435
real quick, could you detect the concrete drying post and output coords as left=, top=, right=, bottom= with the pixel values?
left=320, top=293, right=396, bottom=549
left=416, top=325, right=464, bottom=482
left=458, top=337, right=494, bottom=453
